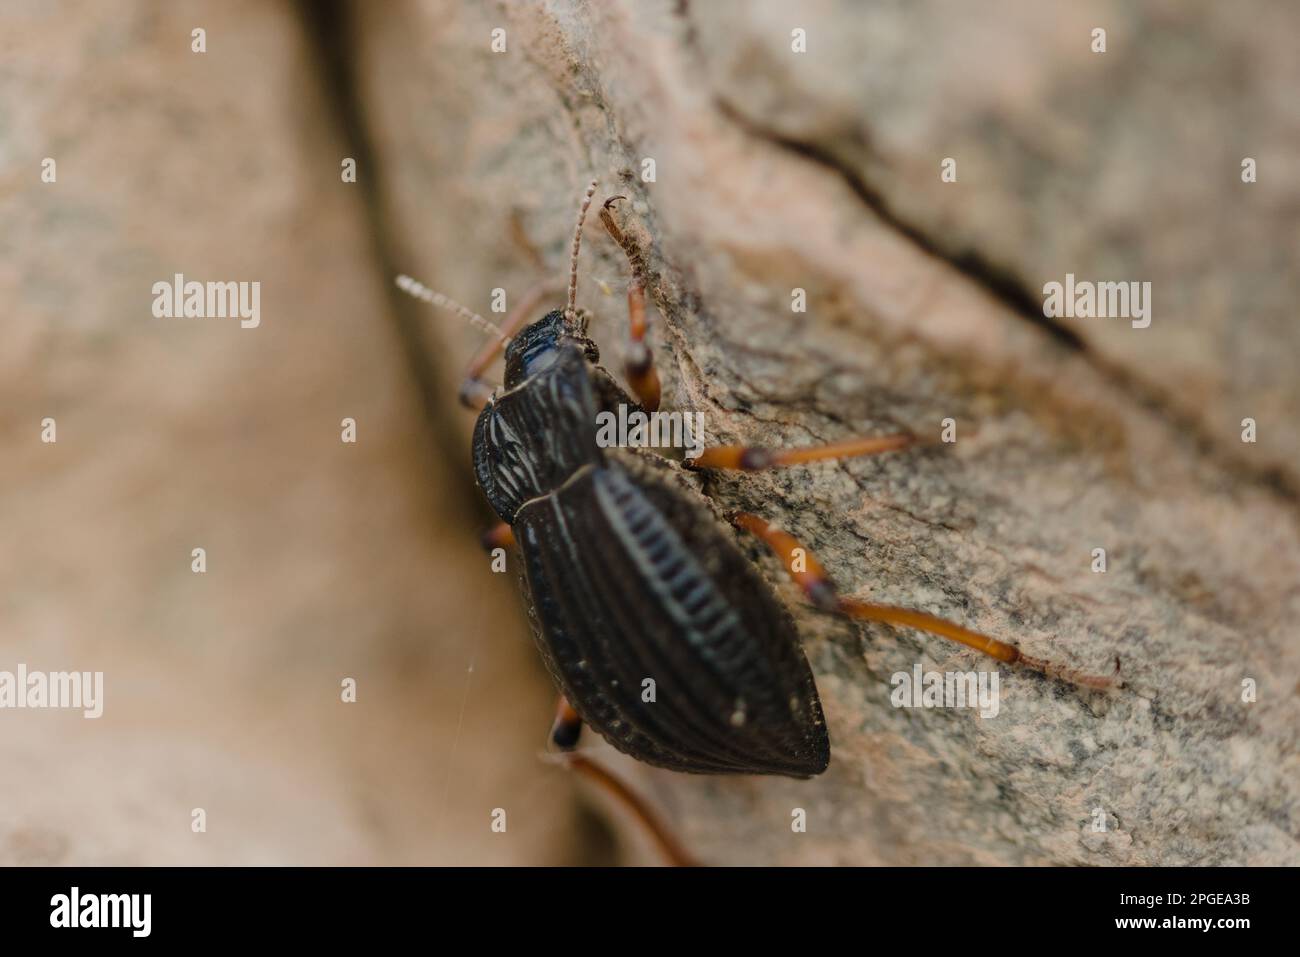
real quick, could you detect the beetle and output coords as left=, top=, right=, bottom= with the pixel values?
left=398, top=180, right=1117, bottom=859
left=475, top=305, right=832, bottom=777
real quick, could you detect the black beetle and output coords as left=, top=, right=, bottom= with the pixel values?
left=473, top=304, right=832, bottom=776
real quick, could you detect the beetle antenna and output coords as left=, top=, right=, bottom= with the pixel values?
left=565, top=178, right=599, bottom=326
left=395, top=274, right=511, bottom=345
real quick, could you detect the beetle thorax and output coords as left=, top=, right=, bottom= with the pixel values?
left=503, top=310, right=601, bottom=388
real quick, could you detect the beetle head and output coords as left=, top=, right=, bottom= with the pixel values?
left=503, top=309, right=600, bottom=387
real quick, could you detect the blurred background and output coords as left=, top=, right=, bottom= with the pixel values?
left=4, top=1, right=1298, bottom=866
left=1, top=0, right=615, bottom=866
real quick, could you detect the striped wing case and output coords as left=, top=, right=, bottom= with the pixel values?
left=514, top=458, right=830, bottom=776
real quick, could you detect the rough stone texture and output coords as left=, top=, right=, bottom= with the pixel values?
left=690, top=0, right=1300, bottom=488
left=353, top=0, right=1298, bottom=864
left=2, top=0, right=589, bottom=865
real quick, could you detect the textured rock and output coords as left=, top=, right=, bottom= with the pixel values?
left=689, top=0, right=1300, bottom=487
left=352, top=0, right=1299, bottom=864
